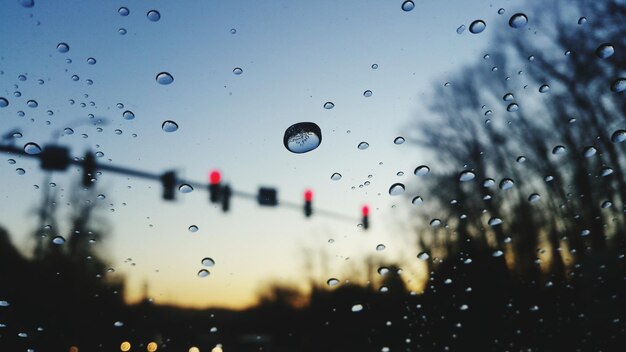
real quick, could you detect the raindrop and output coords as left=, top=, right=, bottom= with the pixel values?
left=18, top=74, right=26, bottom=81
left=528, top=193, right=541, bottom=202
left=412, top=196, right=423, bottom=206
left=323, top=102, right=335, bottom=109
left=414, top=165, right=430, bottom=176
left=388, top=183, right=405, bottom=196
left=488, top=217, right=502, bottom=226
left=147, top=10, right=161, bottom=22
left=499, top=178, right=514, bottom=190
left=114, top=129, right=123, bottom=135
left=27, top=100, right=38, bottom=108
left=283, top=122, right=322, bottom=154
left=498, top=8, right=505, bottom=15
left=539, top=84, right=550, bottom=93
left=552, top=145, right=566, bottom=155
left=330, top=173, right=342, bottom=181
left=459, top=304, right=469, bottom=311
left=396, top=171, right=404, bottom=176
left=188, top=225, right=199, bottom=232
left=8, top=159, right=16, bottom=164
left=122, top=110, right=135, bottom=120
left=96, top=194, right=105, bottom=200
left=417, top=252, right=430, bottom=261
left=162, top=120, right=179, bottom=132
left=430, top=219, right=442, bottom=227
left=19, top=0, right=35, bottom=8
left=52, top=236, right=66, bottom=245
left=601, top=201, right=612, bottom=209
left=595, top=43, right=614, bottom=59
left=469, top=20, right=486, bottom=34
left=357, top=142, right=370, bottom=150
left=156, top=72, right=174, bottom=85
left=507, top=103, right=519, bottom=112
left=456, top=25, right=466, bottom=34
left=230, top=28, right=237, bottom=34
left=197, top=269, right=210, bottom=278
left=178, top=184, right=194, bottom=193
left=71, top=74, right=79, bottom=81
left=483, top=178, right=495, bottom=187
left=610, top=78, right=626, bottom=93
left=363, top=90, right=373, bottom=97
left=63, top=128, right=74, bottom=135
left=394, top=136, right=405, bottom=145
left=583, top=146, right=597, bottom=157
left=0, top=300, right=9, bottom=307
left=24, top=142, right=42, bottom=155
left=371, top=63, right=378, bottom=69
left=600, top=167, right=614, bottom=177
left=118, top=7, right=129, bottom=16
left=509, top=13, right=528, bottom=28
left=503, top=93, right=515, bottom=101
left=327, top=278, right=339, bottom=287
left=459, top=170, right=475, bottom=182
left=376, top=244, right=386, bottom=251
left=578, top=17, right=587, bottom=25
left=114, top=321, right=124, bottom=327
left=492, top=250, right=504, bottom=257
left=201, top=258, right=215, bottom=267
left=401, top=0, right=414, bottom=12
left=611, top=129, right=626, bottom=143
left=233, top=67, right=243, bottom=75
left=0, top=98, right=8, bottom=107
left=118, top=28, right=127, bottom=35
left=87, top=57, right=97, bottom=65
left=516, top=156, right=527, bottom=163
left=57, top=42, right=70, bottom=53
left=16, top=168, right=25, bottom=175
left=351, top=304, right=364, bottom=312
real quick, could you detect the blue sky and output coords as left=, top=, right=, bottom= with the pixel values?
left=0, top=0, right=517, bottom=308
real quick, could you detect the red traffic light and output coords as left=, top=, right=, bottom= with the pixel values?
left=304, top=189, right=313, bottom=202
left=209, top=170, right=221, bottom=185
left=362, top=205, right=369, bottom=216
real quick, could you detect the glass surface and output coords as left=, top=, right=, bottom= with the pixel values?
left=1, top=0, right=625, bottom=350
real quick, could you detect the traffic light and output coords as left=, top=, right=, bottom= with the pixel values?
left=209, top=170, right=222, bottom=203
left=161, top=171, right=177, bottom=201
left=304, top=189, right=313, bottom=217
left=221, top=184, right=232, bottom=212
left=82, top=151, right=96, bottom=187
left=361, top=205, right=369, bottom=230
left=258, top=187, right=278, bottom=206
left=40, top=146, right=71, bottom=171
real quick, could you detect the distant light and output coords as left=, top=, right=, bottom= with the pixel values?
left=69, top=347, right=79, bottom=352
left=147, top=342, right=158, bottom=351
left=189, top=348, right=200, bottom=352
left=304, top=189, right=313, bottom=202
left=120, top=341, right=131, bottom=352
left=209, top=170, right=221, bottom=184
left=211, top=345, right=223, bottom=352
left=362, top=205, right=369, bottom=216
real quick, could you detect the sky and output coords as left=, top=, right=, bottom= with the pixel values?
left=0, top=0, right=520, bottom=309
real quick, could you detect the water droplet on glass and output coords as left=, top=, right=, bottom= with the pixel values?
left=8, top=159, right=16, bottom=164
left=357, top=142, right=370, bottom=150
left=188, top=225, right=199, bottom=232
left=539, top=84, right=550, bottom=93
left=162, top=120, right=179, bottom=132
left=327, top=278, right=339, bottom=287
left=156, top=72, right=174, bottom=85
left=122, top=110, right=135, bottom=120
left=396, top=171, right=404, bottom=177
left=401, top=0, right=414, bottom=12
left=601, top=201, right=612, bottom=209
left=201, top=258, right=215, bottom=267
left=611, top=78, right=626, bottom=93
left=498, top=8, right=505, bottom=15
left=114, top=321, right=124, bottom=327
left=179, top=184, right=194, bottom=193
left=18, top=74, right=26, bottom=81
left=595, top=43, right=615, bottom=59
left=507, top=103, right=519, bottom=112
left=57, top=42, right=69, bottom=53
left=283, top=122, right=322, bottom=154
left=0, top=97, right=8, bottom=107
left=417, top=252, right=430, bottom=260
left=19, top=0, right=34, bottom=8
left=118, top=7, right=129, bottom=16
left=323, top=101, right=335, bottom=109
left=351, top=304, right=364, bottom=312
left=114, top=129, right=123, bottom=135
left=469, top=20, right=486, bottom=34
left=492, top=250, right=504, bottom=257
left=394, top=136, right=405, bottom=145
left=583, top=146, right=597, bottom=157
left=509, top=13, right=528, bottom=28
left=412, top=196, right=423, bottom=206
left=516, top=156, right=527, bottom=163
left=578, top=17, right=587, bottom=25
left=459, top=170, right=475, bottom=182
left=488, top=217, right=502, bottom=226
left=499, top=178, right=515, bottom=190
left=63, top=128, right=74, bottom=135
left=388, top=183, right=405, bottom=196
left=456, top=25, right=466, bottom=34
left=363, top=90, right=373, bottom=97
left=376, top=244, right=386, bottom=251
left=233, top=67, right=243, bottom=75
left=118, top=28, right=127, bottom=35
left=611, top=129, right=626, bottom=143
left=330, top=173, right=342, bottom=181
left=414, top=165, right=430, bottom=176
left=27, top=100, right=38, bottom=108
left=197, top=269, right=210, bottom=278
left=16, top=168, right=25, bottom=175
left=24, top=142, right=41, bottom=155
left=371, top=63, right=378, bottom=69
left=87, top=57, right=97, bottom=65
left=503, top=93, right=515, bottom=101
left=52, top=236, right=66, bottom=245
left=230, top=28, right=237, bottom=34
left=600, top=167, right=614, bottom=177
left=430, top=219, right=442, bottom=227
left=552, top=145, right=566, bottom=155
left=528, top=193, right=541, bottom=202
left=147, top=10, right=161, bottom=22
